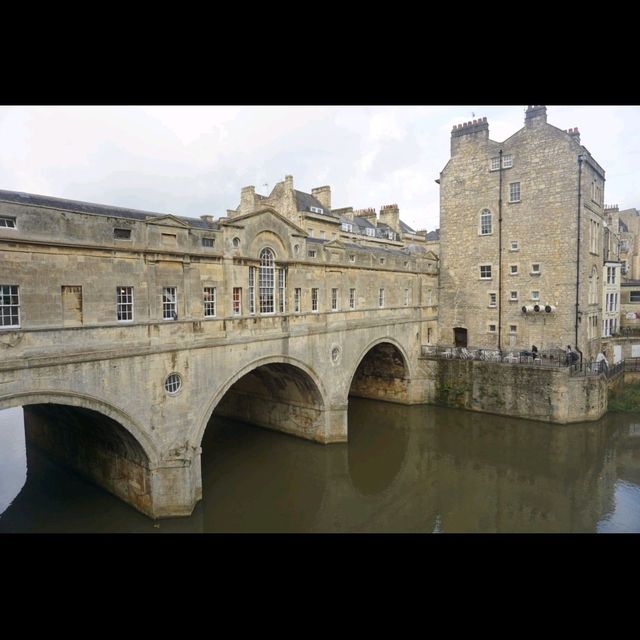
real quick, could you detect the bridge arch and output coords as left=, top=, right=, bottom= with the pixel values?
left=195, top=355, right=330, bottom=447
left=0, top=390, right=158, bottom=464
left=348, top=338, right=412, bottom=404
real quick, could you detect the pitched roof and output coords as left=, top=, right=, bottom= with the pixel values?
left=399, top=219, right=415, bottom=234
left=295, top=190, right=332, bottom=215
left=0, top=189, right=216, bottom=229
left=426, top=228, right=440, bottom=241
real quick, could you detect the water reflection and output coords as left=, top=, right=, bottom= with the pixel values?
left=1, top=400, right=640, bottom=532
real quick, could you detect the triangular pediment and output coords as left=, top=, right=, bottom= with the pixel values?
left=324, top=239, right=344, bottom=249
left=144, top=214, right=191, bottom=228
left=424, top=250, right=439, bottom=261
left=222, top=207, right=308, bottom=236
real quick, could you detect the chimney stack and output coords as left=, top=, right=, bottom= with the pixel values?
left=311, top=185, right=331, bottom=211
left=284, top=175, right=294, bottom=191
left=450, top=116, right=489, bottom=155
left=565, top=127, right=580, bottom=144
left=525, top=105, right=547, bottom=128
left=200, top=215, right=215, bottom=226
left=379, top=203, right=400, bottom=231
left=239, top=185, right=256, bottom=214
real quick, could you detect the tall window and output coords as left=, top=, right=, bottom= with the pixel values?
left=259, top=248, right=275, bottom=314
left=589, top=266, right=599, bottom=304
left=349, top=288, right=356, bottom=309
left=331, top=288, right=339, bottom=311
left=480, top=209, right=492, bottom=235
left=294, top=288, right=301, bottom=313
left=233, top=287, right=242, bottom=315
left=278, top=268, right=286, bottom=313
left=502, top=154, right=513, bottom=168
left=379, top=288, right=385, bottom=308
left=404, top=288, right=410, bottom=306
left=249, top=266, right=256, bottom=314
left=0, top=285, right=20, bottom=327
left=203, top=287, right=216, bottom=317
left=509, top=182, right=521, bottom=203
left=116, top=286, right=133, bottom=321
left=607, top=266, right=616, bottom=284
left=590, top=219, right=600, bottom=254
left=162, top=287, right=177, bottom=320
left=311, top=288, right=319, bottom=312
left=489, top=292, right=497, bottom=307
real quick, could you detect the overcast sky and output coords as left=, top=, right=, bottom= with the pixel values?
left=1, top=105, right=638, bottom=232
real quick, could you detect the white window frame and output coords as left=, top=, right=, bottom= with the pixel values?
left=331, top=287, right=339, bottom=311
left=0, top=284, right=20, bottom=328
left=311, top=288, right=319, bottom=312
left=510, top=290, right=518, bottom=301
left=480, top=265, right=492, bottom=279
left=404, top=288, right=410, bottom=306
left=509, top=264, right=518, bottom=275
left=349, top=288, right=356, bottom=310
left=480, top=209, right=492, bottom=235
left=531, top=263, right=541, bottom=275
left=607, top=266, right=616, bottom=284
left=294, top=288, right=301, bottom=313
left=248, top=266, right=256, bottom=315
left=531, top=291, right=540, bottom=301
left=365, top=227, right=375, bottom=237
left=490, top=157, right=500, bottom=171
left=203, top=287, right=216, bottom=317
left=278, top=268, right=286, bottom=314
left=502, top=154, right=513, bottom=168
left=342, top=222, right=353, bottom=233
left=510, top=240, right=519, bottom=251
left=233, top=287, right=242, bottom=316
left=162, top=287, right=177, bottom=320
left=116, top=286, right=134, bottom=322
left=349, top=254, right=356, bottom=263
left=259, top=248, right=275, bottom=314
left=509, top=182, right=521, bottom=203
left=488, top=292, right=497, bottom=307
left=0, top=216, right=16, bottom=229
left=310, top=206, right=324, bottom=214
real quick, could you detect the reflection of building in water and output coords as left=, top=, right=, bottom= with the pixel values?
left=428, top=410, right=618, bottom=532
left=314, top=401, right=620, bottom=533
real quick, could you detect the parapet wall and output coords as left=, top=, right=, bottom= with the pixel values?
left=420, top=359, right=607, bottom=424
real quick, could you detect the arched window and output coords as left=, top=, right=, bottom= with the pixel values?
left=480, top=209, right=492, bottom=235
left=259, top=248, right=275, bottom=313
left=589, top=266, right=599, bottom=304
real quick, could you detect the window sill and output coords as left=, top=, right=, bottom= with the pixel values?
left=479, top=278, right=493, bottom=281
left=479, top=232, right=494, bottom=237
left=530, top=272, right=541, bottom=276
left=508, top=200, right=521, bottom=204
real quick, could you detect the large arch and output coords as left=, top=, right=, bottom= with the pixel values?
left=0, top=390, right=158, bottom=463
left=348, top=338, right=412, bottom=404
left=195, top=355, right=331, bottom=446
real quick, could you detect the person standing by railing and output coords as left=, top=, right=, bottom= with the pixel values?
left=596, top=349, right=609, bottom=374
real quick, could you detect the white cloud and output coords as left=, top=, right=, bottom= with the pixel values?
left=1, top=105, right=638, bottom=234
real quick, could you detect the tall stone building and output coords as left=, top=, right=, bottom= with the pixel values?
left=438, top=106, right=606, bottom=358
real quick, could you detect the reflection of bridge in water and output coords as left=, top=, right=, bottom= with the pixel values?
left=2, top=400, right=630, bottom=533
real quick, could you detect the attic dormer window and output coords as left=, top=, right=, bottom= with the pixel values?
left=341, top=222, right=353, bottom=232
left=365, top=228, right=375, bottom=237
left=310, top=206, right=324, bottom=214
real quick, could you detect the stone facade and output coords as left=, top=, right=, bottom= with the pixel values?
left=0, top=185, right=437, bottom=517
left=438, top=106, right=606, bottom=359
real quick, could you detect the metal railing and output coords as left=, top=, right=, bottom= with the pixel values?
left=420, top=345, right=611, bottom=377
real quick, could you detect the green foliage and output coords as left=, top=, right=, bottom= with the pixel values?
left=608, top=383, right=640, bottom=412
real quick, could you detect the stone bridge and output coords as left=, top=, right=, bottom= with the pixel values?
left=0, top=311, right=432, bottom=518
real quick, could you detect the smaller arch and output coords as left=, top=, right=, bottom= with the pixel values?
left=347, top=338, right=412, bottom=405
left=0, top=390, right=158, bottom=464
left=349, top=337, right=413, bottom=387
left=194, top=355, right=329, bottom=448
